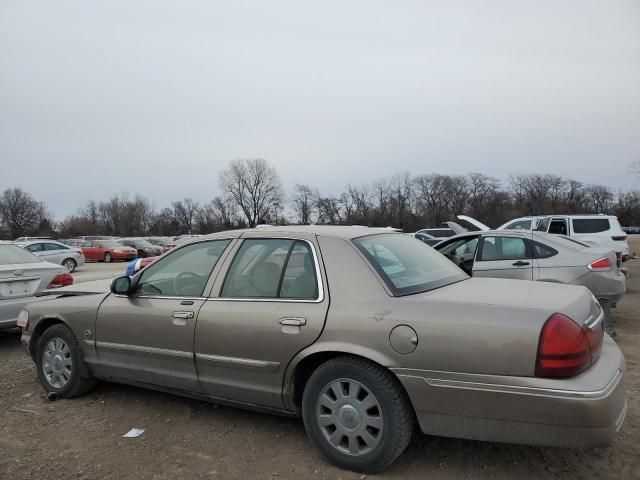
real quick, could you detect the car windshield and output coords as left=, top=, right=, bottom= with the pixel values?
left=353, top=234, right=468, bottom=296
left=147, top=238, right=168, bottom=246
left=99, top=241, right=127, bottom=248
left=0, top=244, right=42, bottom=265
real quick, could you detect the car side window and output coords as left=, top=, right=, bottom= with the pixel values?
left=280, top=242, right=318, bottom=300
left=220, top=239, right=319, bottom=300
left=221, top=239, right=294, bottom=298
left=548, top=220, right=568, bottom=235
left=479, top=237, right=529, bottom=261
left=44, top=243, right=67, bottom=251
left=533, top=242, right=558, bottom=259
left=25, top=244, right=43, bottom=252
left=137, top=240, right=231, bottom=297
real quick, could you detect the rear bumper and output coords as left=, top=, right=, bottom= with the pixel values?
left=393, top=336, right=626, bottom=448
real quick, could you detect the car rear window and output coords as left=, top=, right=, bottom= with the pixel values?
left=0, top=244, right=42, bottom=265
left=353, top=234, right=467, bottom=296
left=572, top=219, right=610, bottom=234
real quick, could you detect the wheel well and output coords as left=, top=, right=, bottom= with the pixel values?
left=28, top=317, right=64, bottom=359
left=291, top=351, right=410, bottom=411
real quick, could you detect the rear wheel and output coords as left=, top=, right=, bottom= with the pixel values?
left=35, top=324, right=95, bottom=398
left=104, top=252, right=112, bottom=263
left=137, top=249, right=146, bottom=258
left=62, top=258, right=77, bottom=273
left=302, top=356, right=413, bottom=473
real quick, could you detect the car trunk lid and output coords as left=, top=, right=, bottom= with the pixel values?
left=0, top=262, right=62, bottom=298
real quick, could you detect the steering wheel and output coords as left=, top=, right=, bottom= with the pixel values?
left=174, top=271, right=201, bottom=296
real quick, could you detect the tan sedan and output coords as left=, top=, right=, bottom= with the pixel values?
left=19, top=226, right=626, bottom=473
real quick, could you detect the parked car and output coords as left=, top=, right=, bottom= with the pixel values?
left=14, top=236, right=51, bottom=242
left=19, top=226, right=625, bottom=473
left=80, top=240, right=137, bottom=263
left=74, top=235, right=114, bottom=241
left=408, top=232, right=441, bottom=247
left=119, top=238, right=163, bottom=258
left=434, top=230, right=626, bottom=332
left=461, top=214, right=630, bottom=260
left=19, top=240, right=85, bottom=272
left=415, top=227, right=455, bottom=238
left=0, top=241, right=68, bottom=330
left=145, top=237, right=173, bottom=252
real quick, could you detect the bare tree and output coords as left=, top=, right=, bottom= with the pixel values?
left=0, top=188, right=42, bottom=239
left=220, top=159, right=283, bottom=228
left=291, top=184, right=317, bottom=224
left=584, top=184, right=614, bottom=213
left=630, top=159, right=640, bottom=178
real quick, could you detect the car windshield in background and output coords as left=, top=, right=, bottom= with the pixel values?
left=0, top=244, right=42, bottom=264
left=353, top=234, right=468, bottom=296
left=99, top=241, right=127, bottom=248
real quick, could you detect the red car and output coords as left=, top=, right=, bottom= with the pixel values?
left=80, top=240, right=138, bottom=263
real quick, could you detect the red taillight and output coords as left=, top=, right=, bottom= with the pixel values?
left=611, top=235, right=627, bottom=241
left=48, top=273, right=74, bottom=289
left=535, top=313, right=602, bottom=378
left=588, top=257, right=612, bottom=271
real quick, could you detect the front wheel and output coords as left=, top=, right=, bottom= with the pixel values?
left=35, top=324, right=95, bottom=398
left=302, top=356, right=414, bottom=473
left=104, top=252, right=112, bottom=263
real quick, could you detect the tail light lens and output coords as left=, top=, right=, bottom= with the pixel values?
left=48, top=273, right=74, bottom=289
left=611, top=235, right=627, bottom=241
left=587, top=257, right=612, bottom=271
left=535, top=313, right=603, bottom=378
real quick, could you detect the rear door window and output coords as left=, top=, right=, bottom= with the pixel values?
left=572, top=219, right=610, bottom=234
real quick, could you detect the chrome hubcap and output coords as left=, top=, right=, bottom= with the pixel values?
left=316, top=378, right=383, bottom=456
left=42, top=337, right=72, bottom=389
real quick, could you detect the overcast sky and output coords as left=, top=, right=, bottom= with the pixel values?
left=1, top=1, right=639, bottom=219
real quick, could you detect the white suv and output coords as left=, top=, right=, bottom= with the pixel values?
left=498, top=215, right=630, bottom=259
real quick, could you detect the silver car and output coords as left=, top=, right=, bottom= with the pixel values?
left=1, top=242, right=66, bottom=330
left=19, top=240, right=85, bottom=272
left=19, top=227, right=625, bottom=473
left=434, top=231, right=626, bottom=328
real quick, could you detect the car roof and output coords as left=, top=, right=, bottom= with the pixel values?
left=195, top=225, right=400, bottom=241
left=443, top=230, right=570, bottom=242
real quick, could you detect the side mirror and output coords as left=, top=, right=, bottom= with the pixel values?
left=111, top=276, right=133, bottom=295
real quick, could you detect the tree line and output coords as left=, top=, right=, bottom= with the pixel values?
left=1, top=158, right=639, bottom=239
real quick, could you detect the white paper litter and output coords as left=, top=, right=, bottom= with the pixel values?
left=122, top=428, right=145, bottom=438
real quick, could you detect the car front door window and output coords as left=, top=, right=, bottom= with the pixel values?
left=137, top=240, right=231, bottom=297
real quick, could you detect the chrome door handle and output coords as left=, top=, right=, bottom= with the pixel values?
left=279, top=317, right=307, bottom=327
left=172, top=312, right=194, bottom=319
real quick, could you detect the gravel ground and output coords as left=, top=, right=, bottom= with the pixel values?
left=1, top=239, right=639, bottom=480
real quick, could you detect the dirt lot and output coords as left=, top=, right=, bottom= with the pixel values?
left=1, top=240, right=639, bottom=480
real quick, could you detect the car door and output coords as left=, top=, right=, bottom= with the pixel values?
left=81, top=241, right=98, bottom=261
left=472, top=235, right=535, bottom=280
left=93, top=239, right=233, bottom=391
left=194, top=235, right=329, bottom=409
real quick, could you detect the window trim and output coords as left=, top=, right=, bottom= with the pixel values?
left=213, top=237, right=325, bottom=303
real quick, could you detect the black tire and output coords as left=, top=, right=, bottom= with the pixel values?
left=62, top=258, right=77, bottom=273
left=302, top=356, right=414, bottom=473
left=35, top=324, right=96, bottom=398
left=137, top=249, right=146, bottom=258
left=104, top=252, right=112, bottom=263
